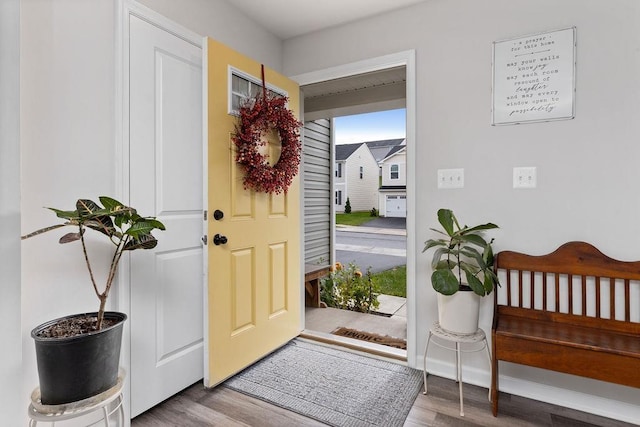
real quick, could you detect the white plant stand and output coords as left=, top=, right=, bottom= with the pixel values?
left=423, top=322, right=491, bottom=416
left=28, top=369, right=125, bottom=426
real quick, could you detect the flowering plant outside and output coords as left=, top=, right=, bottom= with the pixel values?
left=321, top=262, right=380, bottom=313
left=233, top=94, right=302, bottom=194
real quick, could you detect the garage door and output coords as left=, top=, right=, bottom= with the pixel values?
left=386, top=195, right=406, bottom=218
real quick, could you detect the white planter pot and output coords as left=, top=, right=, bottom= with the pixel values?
left=437, top=291, right=481, bottom=334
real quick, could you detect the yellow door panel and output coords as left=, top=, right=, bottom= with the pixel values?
left=206, top=38, right=301, bottom=386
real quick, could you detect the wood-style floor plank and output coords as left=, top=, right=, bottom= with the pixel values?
left=133, top=374, right=634, bottom=427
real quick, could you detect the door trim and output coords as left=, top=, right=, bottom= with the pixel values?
left=290, top=50, right=417, bottom=368
left=115, top=0, right=206, bottom=419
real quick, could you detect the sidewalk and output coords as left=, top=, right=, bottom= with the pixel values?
left=336, top=224, right=407, bottom=259
left=336, top=224, right=406, bottom=236
left=375, top=294, right=406, bottom=318
left=336, top=242, right=406, bottom=257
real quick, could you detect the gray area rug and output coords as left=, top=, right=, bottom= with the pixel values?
left=224, top=339, right=423, bottom=427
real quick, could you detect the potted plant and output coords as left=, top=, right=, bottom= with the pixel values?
left=22, top=196, right=165, bottom=404
left=423, top=208, right=499, bottom=334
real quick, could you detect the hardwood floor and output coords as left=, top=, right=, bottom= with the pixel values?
left=133, top=374, right=634, bottom=426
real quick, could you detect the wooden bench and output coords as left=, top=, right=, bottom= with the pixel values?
left=304, top=264, right=331, bottom=307
left=491, top=241, right=640, bottom=416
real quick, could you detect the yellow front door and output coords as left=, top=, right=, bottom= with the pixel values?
left=205, top=38, right=301, bottom=386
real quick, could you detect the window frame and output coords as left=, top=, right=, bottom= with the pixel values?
left=390, top=164, right=399, bottom=180
left=228, top=66, right=287, bottom=116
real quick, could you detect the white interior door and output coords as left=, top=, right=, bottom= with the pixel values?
left=129, top=14, right=204, bottom=417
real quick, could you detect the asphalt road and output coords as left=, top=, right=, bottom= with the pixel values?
left=335, top=229, right=406, bottom=273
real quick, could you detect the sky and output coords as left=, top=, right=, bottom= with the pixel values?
left=334, top=109, right=406, bottom=144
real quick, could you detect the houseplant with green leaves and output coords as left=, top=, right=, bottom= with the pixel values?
left=22, top=196, right=165, bottom=404
left=423, top=208, right=499, bottom=333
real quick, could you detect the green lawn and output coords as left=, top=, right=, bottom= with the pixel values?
left=336, top=211, right=375, bottom=226
left=371, top=265, right=406, bottom=297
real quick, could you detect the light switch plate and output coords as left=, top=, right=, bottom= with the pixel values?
left=513, top=167, right=537, bottom=188
left=437, top=168, right=464, bottom=189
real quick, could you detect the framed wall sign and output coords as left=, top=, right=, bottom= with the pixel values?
left=492, top=27, right=576, bottom=125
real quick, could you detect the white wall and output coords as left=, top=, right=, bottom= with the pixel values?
left=136, top=0, right=282, bottom=71
left=0, top=0, right=22, bottom=424
left=20, top=0, right=119, bottom=412
left=284, top=0, right=640, bottom=422
left=18, top=0, right=283, bottom=423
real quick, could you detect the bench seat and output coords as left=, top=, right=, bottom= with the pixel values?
left=491, top=242, right=640, bottom=416
left=495, top=313, right=640, bottom=387
left=497, top=309, right=640, bottom=357
left=304, top=264, right=331, bottom=307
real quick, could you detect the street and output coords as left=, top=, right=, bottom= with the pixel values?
left=335, top=229, right=406, bottom=274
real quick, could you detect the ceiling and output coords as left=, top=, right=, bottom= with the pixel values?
left=221, top=0, right=429, bottom=40
left=302, top=66, right=407, bottom=120
left=302, top=67, right=406, bottom=99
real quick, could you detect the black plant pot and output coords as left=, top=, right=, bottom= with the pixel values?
left=31, top=311, right=127, bottom=405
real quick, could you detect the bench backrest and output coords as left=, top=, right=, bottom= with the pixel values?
left=493, top=241, right=640, bottom=333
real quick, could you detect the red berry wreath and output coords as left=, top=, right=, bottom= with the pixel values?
left=233, top=94, right=302, bottom=194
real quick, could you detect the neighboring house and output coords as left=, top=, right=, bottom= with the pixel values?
left=365, top=138, right=405, bottom=166
left=334, top=143, right=379, bottom=213
left=360, top=138, right=406, bottom=218
left=378, top=145, right=407, bottom=218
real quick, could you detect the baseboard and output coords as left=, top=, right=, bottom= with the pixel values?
left=417, top=355, right=640, bottom=425
left=498, top=375, right=640, bottom=425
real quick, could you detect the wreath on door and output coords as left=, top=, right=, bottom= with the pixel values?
left=232, top=68, right=302, bottom=195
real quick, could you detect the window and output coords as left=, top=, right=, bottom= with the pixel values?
left=335, top=162, right=342, bottom=178
left=390, top=164, right=399, bottom=180
left=229, top=68, right=284, bottom=115
left=335, top=190, right=342, bottom=205
left=359, top=166, right=364, bottom=179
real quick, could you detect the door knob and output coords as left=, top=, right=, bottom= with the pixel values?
left=213, top=234, right=228, bottom=245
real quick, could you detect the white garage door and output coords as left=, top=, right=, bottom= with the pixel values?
left=386, top=195, right=406, bottom=218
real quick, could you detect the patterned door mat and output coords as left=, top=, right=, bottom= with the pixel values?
left=331, top=327, right=407, bottom=350
left=224, top=339, right=421, bottom=427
